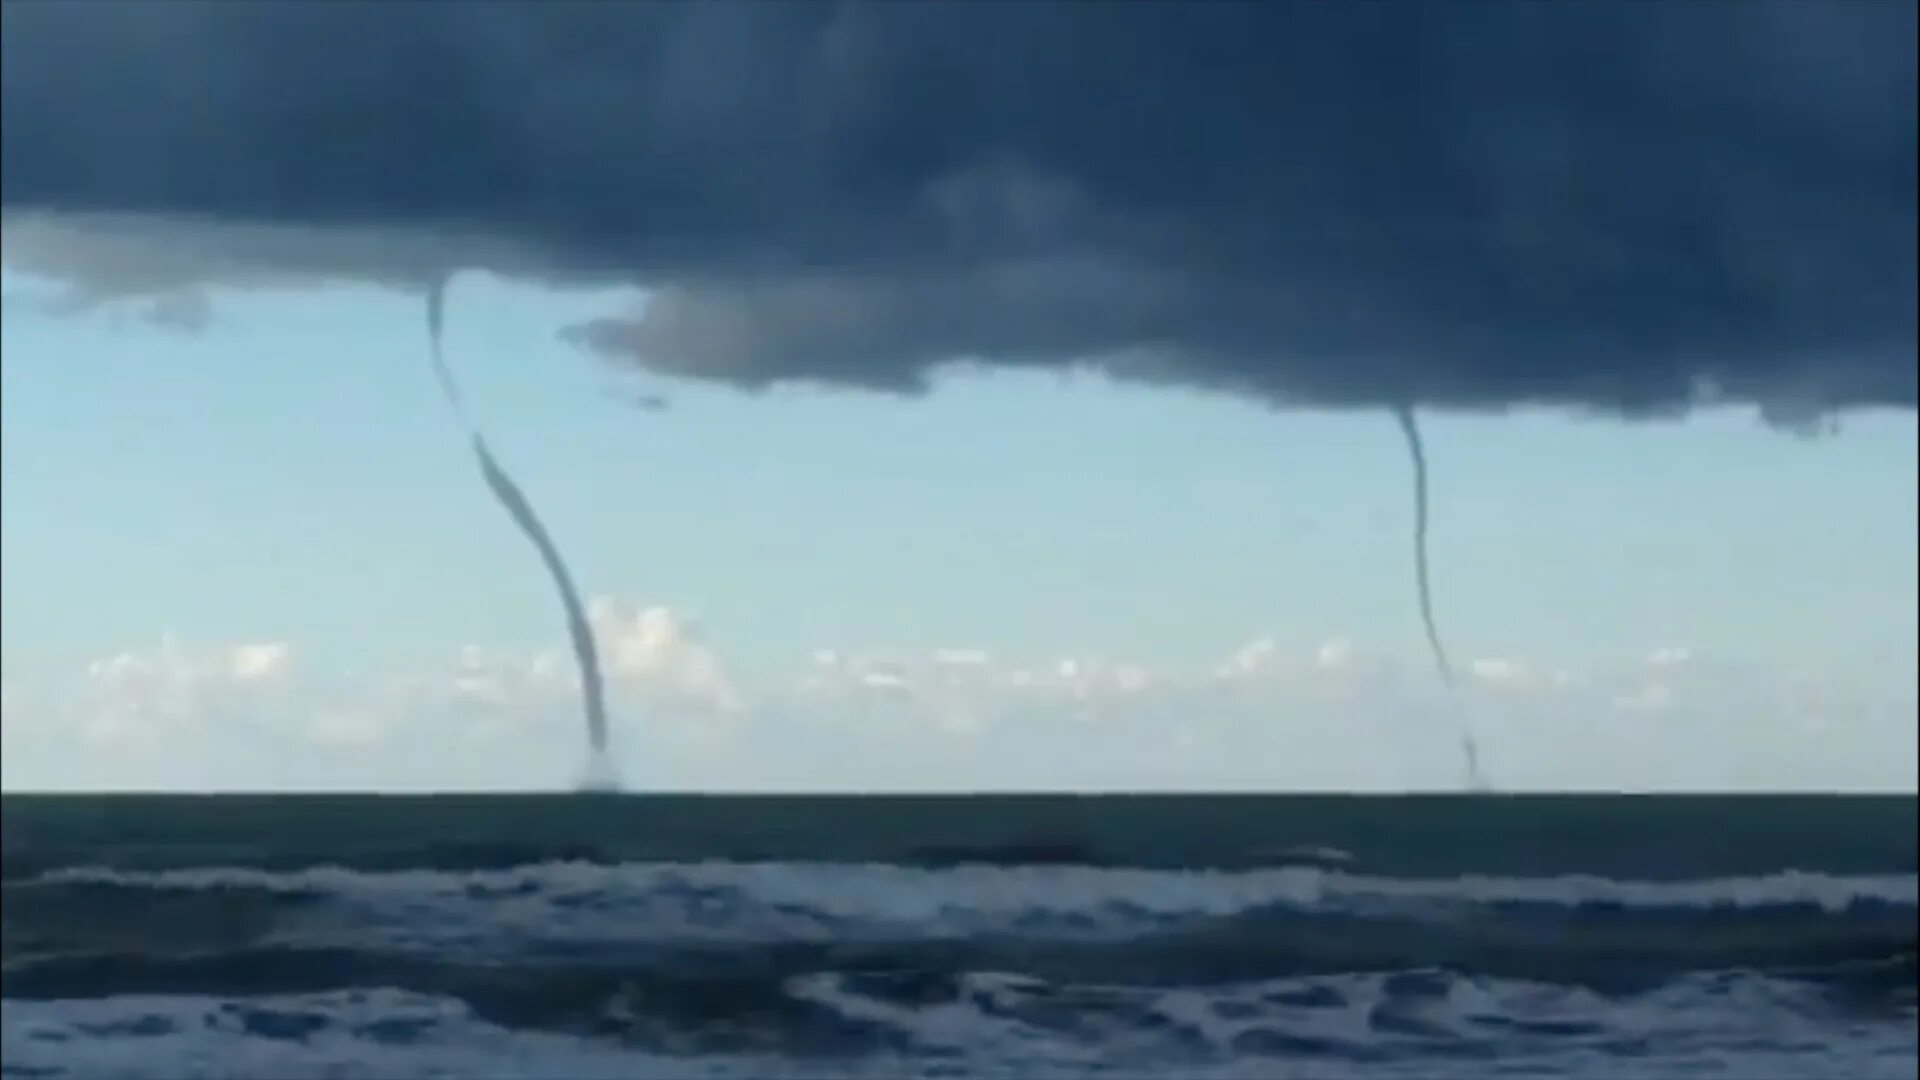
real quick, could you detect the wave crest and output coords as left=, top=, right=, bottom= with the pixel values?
left=22, top=860, right=1915, bottom=917
left=5, top=861, right=1911, bottom=1002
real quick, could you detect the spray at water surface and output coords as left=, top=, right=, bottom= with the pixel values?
left=426, top=279, right=617, bottom=790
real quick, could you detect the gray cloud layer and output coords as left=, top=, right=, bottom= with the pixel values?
left=3, top=1, right=1913, bottom=418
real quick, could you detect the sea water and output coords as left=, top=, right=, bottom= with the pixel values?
left=2, top=794, right=1913, bottom=1079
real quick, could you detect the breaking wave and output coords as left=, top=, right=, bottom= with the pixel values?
left=3, top=859, right=1913, bottom=1078
left=5, top=862, right=1912, bottom=995
left=4, top=969, right=1915, bottom=1080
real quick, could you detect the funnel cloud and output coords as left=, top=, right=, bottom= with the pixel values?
left=1393, top=406, right=1487, bottom=790
left=1393, top=407, right=1453, bottom=690
left=426, top=282, right=614, bottom=783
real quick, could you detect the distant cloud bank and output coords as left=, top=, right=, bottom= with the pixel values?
left=3, top=599, right=1911, bottom=793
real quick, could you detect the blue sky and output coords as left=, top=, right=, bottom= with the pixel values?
left=2, top=270, right=1915, bottom=792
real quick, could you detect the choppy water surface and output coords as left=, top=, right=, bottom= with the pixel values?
left=3, top=794, right=1913, bottom=1079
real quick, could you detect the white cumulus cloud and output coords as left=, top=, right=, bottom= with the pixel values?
left=590, top=599, right=743, bottom=718
left=1, top=618, right=1911, bottom=793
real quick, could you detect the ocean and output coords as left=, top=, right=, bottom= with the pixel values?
left=1, top=793, right=1914, bottom=1079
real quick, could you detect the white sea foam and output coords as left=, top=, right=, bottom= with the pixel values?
left=1, top=990, right=824, bottom=1080
left=17, top=861, right=1909, bottom=963
left=3, top=972, right=1913, bottom=1080
left=33, top=860, right=1915, bottom=922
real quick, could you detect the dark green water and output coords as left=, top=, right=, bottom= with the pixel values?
left=4, top=793, right=1912, bottom=879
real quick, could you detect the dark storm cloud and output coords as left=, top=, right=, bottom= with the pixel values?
left=3, top=0, right=1913, bottom=417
